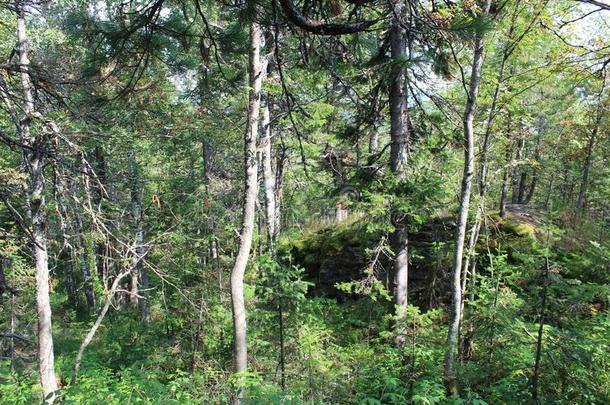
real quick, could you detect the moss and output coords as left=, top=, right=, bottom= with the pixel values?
left=489, top=212, right=502, bottom=223
left=279, top=219, right=376, bottom=269
left=500, top=219, right=536, bottom=238
left=278, top=236, right=303, bottom=254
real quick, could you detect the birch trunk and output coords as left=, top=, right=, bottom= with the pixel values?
left=16, top=4, right=59, bottom=400
left=444, top=0, right=491, bottom=395
left=368, top=126, right=378, bottom=154
left=230, top=16, right=265, bottom=403
left=261, top=93, right=277, bottom=249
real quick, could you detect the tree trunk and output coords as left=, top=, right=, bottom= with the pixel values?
left=256, top=198, right=264, bottom=256
left=0, top=258, right=19, bottom=372
left=532, top=234, right=550, bottom=402
left=274, top=132, right=287, bottom=236
left=575, top=114, right=600, bottom=212
left=16, top=6, right=59, bottom=401
left=75, top=212, right=96, bottom=308
left=499, top=114, right=513, bottom=217
left=0, top=258, right=7, bottom=296
left=261, top=93, right=277, bottom=249
left=368, top=126, right=378, bottom=154
left=517, top=171, right=528, bottom=204
left=459, top=22, right=516, bottom=359
left=92, top=146, right=109, bottom=291
left=459, top=217, right=480, bottom=325
left=61, top=244, right=76, bottom=310
left=278, top=300, right=286, bottom=391
left=444, top=0, right=491, bottom=395
left=499, top=167, right=510, bottom=217
left=525, top=124, right=543, bottom=204
left=96, top=243, right=109, bottom=293
left=543, top=176, right=553, bottom=210
left=9, top=293, right=16, bottom=371
left=230, top=15, right=266, bottom=403
left=128, top=149, right=148, bottom=320
left=54, top=183, right=77, bottom=308
left=461, top=245, right=478, bottom=362
left=202, top=139, right=212, bottom=187
left=512, top=127, right=525, bottom=204
left=389, top=0, right=408, bottom=178
left=516, top=123, right=530, bottom=204
left=389, top=0, right=410, bottom=348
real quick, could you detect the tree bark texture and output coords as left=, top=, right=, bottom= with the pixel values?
left=261, top=93, right=277, bottom=249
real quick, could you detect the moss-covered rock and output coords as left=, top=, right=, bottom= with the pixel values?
left=278, top=215, right=457, bottom=307
left=279, top=206, right=554, bottom=307
left=501, top=220, right=536, bottom=238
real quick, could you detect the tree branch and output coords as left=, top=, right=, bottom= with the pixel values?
left=278, top=0, right=377, bottom=35
left=575, top=0, right=610, bottom=11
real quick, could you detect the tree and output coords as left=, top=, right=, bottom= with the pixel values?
left=230, top=4, right=267, bottom=401
left=576, top=109, right=603, bottom=212
left=444, top=0, right=493, bottom=396
left=14, top=2, right=59, bottom=400
left=0, top=0, right=609, bottom=403
left=389, top=0, right=410, bottom=348
left=261, top=92, right=277, bottom=249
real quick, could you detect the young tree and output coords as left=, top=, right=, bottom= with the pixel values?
left=230, top=5, right=267, bottom=401
left=444, top=0, right=492, bottom=396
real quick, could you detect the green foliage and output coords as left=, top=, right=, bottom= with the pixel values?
left=0, top=0, right=609, bottom=404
